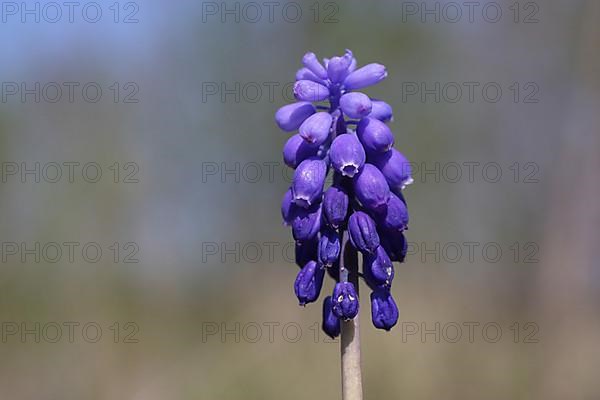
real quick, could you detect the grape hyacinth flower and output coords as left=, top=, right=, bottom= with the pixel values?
left=275, top=50, right=412, bottom=399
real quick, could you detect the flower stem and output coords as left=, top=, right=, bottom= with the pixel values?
left=339, top=235, right=363, bottom=400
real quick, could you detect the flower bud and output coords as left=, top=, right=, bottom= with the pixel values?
left=379, top=229, right=407, bottom=262
left=374, top=193, right=409, bottom=231
left=368, top=100, right=393, bottom=122
left=363, top=246, right=394, bottom=288
left=294, top=80, right=330, bottom=102
left=357, top=117, right=394, bottom=154
left=296, top=67, right=326, bottom=85
left=322, top=296, right=341, bottom=338
left=332, top=282, right=359, bottom=320
left=348, top=211, right=380, bottom=254
left=318, top=226, right=341, bottom=267
left=291, top=203, right=322, bottom=242
left=329, top=133, right=366, bottom=178
left=299, top=112, right=332, bottom=145
left=370, top=289, right=399, bottom=331
left=322, top=185, right=349, bottom=228
left=353, top=163, right=390, bottom=212
left=327, top=50, right=353, bottom=83
left=295, top=238, right=318, bottom=267
left=294, top=260, right=325, bottom=305
left=302, top=52, right=328, bottom=80
left=283, top=134, right=320, bottom=169
left=370, top=148, right=413, bottom=190
left=275, top=102, right=316, bottom=132
left=340, top=92, right=372, bottom=119
left=343, top=63, right=387, bottom=90
left=292, top=158, right=327, bottom=208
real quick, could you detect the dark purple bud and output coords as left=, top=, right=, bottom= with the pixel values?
left=318, top=227, right=341, bottom=267
left=353, top=163, right=390, bottom=212
left=299, top=112, right=332, bottom=145
left=332, top=282, right=359, bottom=320
left=302, top=52, right=328, bottom=80
left=368, top=100, right=393, bottom=122
left=292, top=158, right=327, bottom=208
left=322, top=186, right=349, bottom=228
left=370, top=289, right=399, bottom=331
left=374, top=193, right=409, bottom=231
left=340, top=92, right=372, bottom=119
left=275, top=102, right=316, bottom=132
left=293, top=80, right=330, bottom=102
left=283, top=134, right=320, bottom=168
left=329, top=133, right=366, bottom=178
left=281, top=188, right=296, bottom=225
left=379, top=229, right=407, bottom=262
left=357, top=117, right=394, bottom=154
left=296, top=67, right=327, bottom=85
left=322, top=296, right=341, bottom=338
left=327, top=50, right=353, bottom=83
left=363, top=246, right=394, bottom=288
left=369, top=148, right=413, bottom=191
left=343, top=63, right=387, bottom=90
left=348, top=211, right=380, bottom=254
left=294, top=260, right=325, bottom=305
left=291, top=203, right=322, bottom=242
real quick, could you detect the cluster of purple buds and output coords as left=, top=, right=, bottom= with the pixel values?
left=276, top=50, right=412, bottom=337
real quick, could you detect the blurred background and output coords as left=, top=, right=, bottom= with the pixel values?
left=0, top=0, right=599, bottom=399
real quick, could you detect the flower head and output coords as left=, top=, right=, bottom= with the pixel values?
left=275, top=50, right=412, bottom=334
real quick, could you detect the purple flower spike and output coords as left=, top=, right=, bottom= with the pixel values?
left=292, top=158, right=327, bottom=208
left=343, top=63, right=388, bottom=90
left=281, top=188, right=296, bottom=225
left=332, top=282, right=359, bottom=320
left=329, top=134, right=366, bottom=178
left=353, top=164, right=390, bottom=212
left=318, top=226, right=341, bottom=267
left=370, top=148, right=413, bottom=191
left=374, top=193, right=409, bottom=231
left=340, top=92, right=372, bottom=119
left=276, top=50, right=412, bottom=333
left=291, top=204, right=322, bottom=242
left=327, top=50, right=353, bottom=83
left=348, top=211, right=380, bottom=254
left=302, top=52, right=328, bottom=80
left=283, top=134, right=320, bottom=168
left=322, top=296, right=341, bottom=338
left=294, top=80, right=330, bottom=102
left=368, top=100, right=393, bottom=122
left=299, top=112, right=333, bottom=145
left=357, top=117, right=395, bottom=154
left=294, top=260, right=326, bottom=305
left=296, top=67, right=326, bottom=85
left=370, top=289, right=399, bottom=331
left=322, top=186, right=349, bottom=228
left=275, top=102, right=316, bottom=132
left=363, top=246, right=394, bottom=288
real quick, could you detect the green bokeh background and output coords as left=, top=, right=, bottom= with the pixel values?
left=0, top=1, right=599, bottom=399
